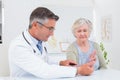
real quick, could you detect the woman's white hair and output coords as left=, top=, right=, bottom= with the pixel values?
left=72, top=18, right=93, bottom=35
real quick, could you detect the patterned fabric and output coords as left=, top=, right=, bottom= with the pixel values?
left=36, top=41, right=43, bottom=54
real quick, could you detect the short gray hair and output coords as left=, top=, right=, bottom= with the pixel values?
left=72, top=18, right=93, bottom=35
left=29, top=7, right=59, bottom=29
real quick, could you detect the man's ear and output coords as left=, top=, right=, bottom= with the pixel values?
left=32, top=21, right=38, bottom=28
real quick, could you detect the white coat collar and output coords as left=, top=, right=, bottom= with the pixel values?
left=23, top=30, right=46, bottom=55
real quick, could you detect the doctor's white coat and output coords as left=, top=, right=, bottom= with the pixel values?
left=8, top=30, right=77, bottom=79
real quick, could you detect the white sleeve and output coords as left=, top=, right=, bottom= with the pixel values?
left=47, top=53, right=67, bottom=65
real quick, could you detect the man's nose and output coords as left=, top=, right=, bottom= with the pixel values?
left=50, top=31, right=54, bottom=36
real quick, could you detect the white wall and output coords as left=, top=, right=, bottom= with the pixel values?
left=95, top=0, right=120, bottom=70
left=0, top=0, right=94, bottom=76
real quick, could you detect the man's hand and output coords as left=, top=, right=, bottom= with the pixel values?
left=60, top=60, right=77, bottom=66
left=77, top=63, right=94, bottom=76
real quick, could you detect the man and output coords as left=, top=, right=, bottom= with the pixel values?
left=9, top=7, right=95, bottom=79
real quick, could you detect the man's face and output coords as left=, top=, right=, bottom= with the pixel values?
left=35, top=19, right=56, bottom=41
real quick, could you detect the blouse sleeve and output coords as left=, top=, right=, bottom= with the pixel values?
left=66, top=43, right=78, bottom=63
left=94, top=42, right=108, bottom=69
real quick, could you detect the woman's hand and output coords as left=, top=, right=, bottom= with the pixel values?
left=89, top=50, right=96, bottom=66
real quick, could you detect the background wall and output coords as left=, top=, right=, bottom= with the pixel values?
left=0, top=1, right=2, bottom=43
left=94, top=0, right=120, bottom=70
left=0, top=0, right=120, bottom=76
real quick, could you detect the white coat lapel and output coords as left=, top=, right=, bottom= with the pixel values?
left=23, top=30, right=48, bottom=62
left=23, top=30, right=41, bottom=55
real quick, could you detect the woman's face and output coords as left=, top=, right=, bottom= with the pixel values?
left=74, top=24, right=90, bottom=42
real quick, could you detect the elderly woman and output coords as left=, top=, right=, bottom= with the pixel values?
left=67, top=18, right=107, bottom=70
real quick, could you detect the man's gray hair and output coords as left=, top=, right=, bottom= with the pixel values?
left=29, top=7, right=59, bottom=29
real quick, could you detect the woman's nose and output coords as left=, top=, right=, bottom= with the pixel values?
left=80, top=32, right=84, bottom=35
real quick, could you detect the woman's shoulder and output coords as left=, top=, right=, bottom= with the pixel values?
left=67, top=41, right=76, bottom=49
left=90, top=41, right=102, bottom=54
left=89, top=40, right=100, bottom=50
left=89, top=40, right=99, bottom=46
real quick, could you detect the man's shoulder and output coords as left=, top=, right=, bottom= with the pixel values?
left=10, top=34, right=25, bottom=46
